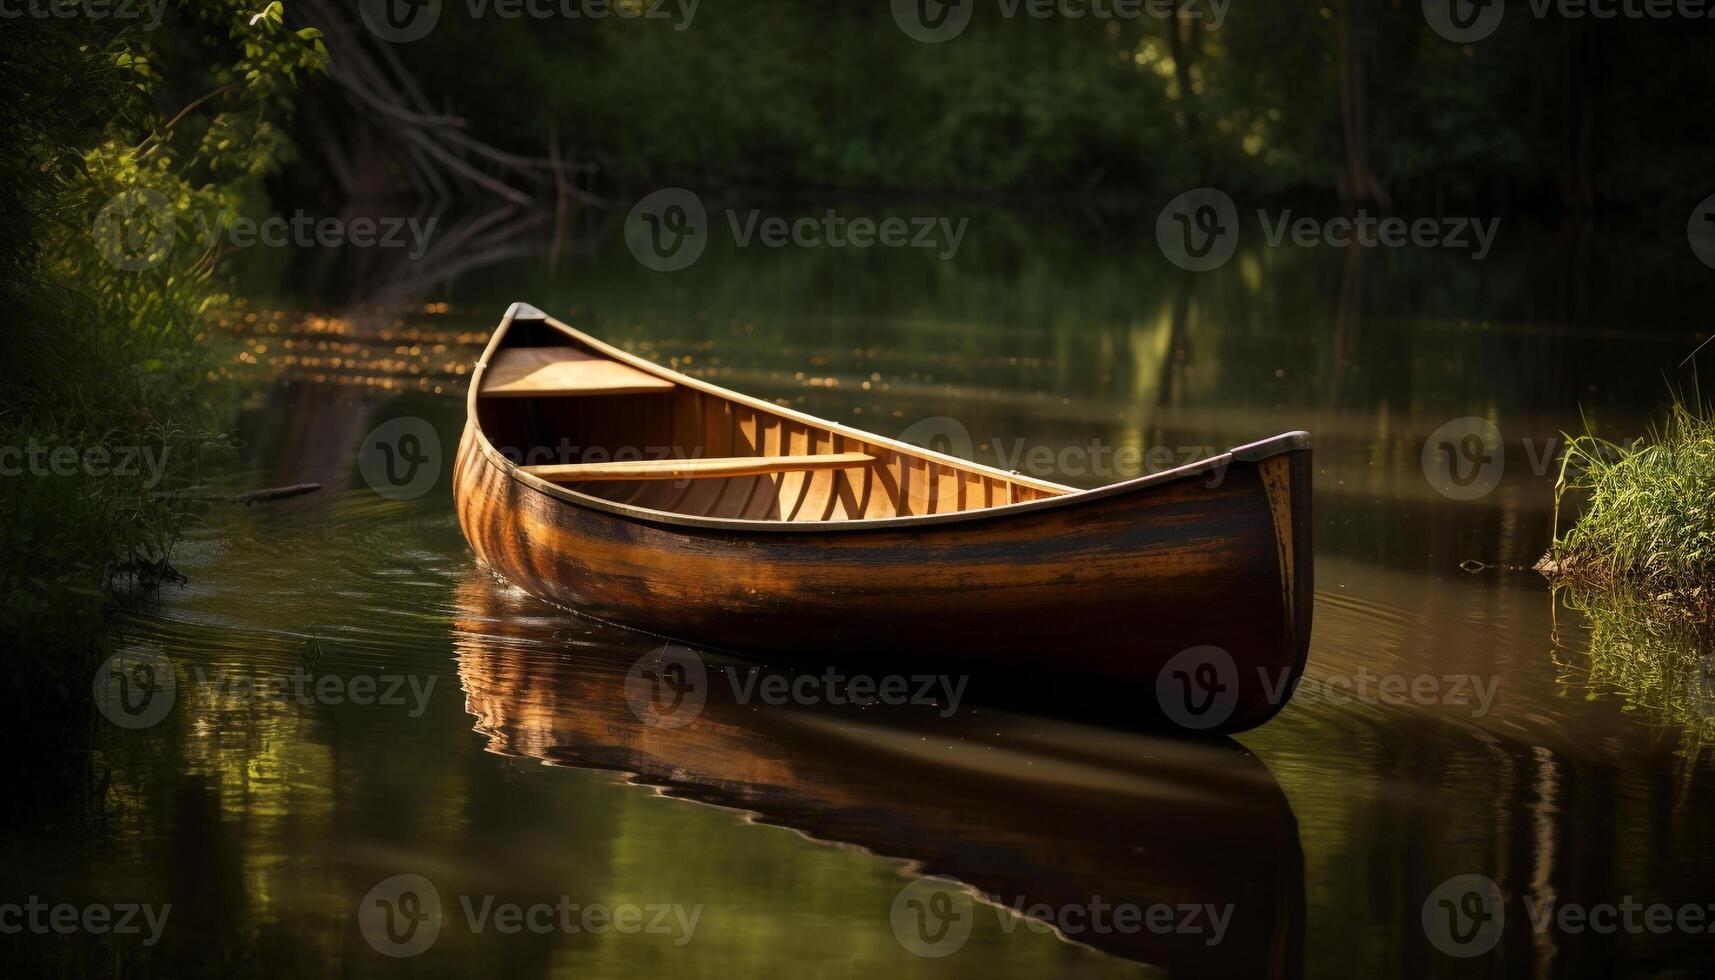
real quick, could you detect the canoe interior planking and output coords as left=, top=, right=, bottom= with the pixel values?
left=476, top=340, right=1067, bottom=521
left=522, top=452, right=877, bottom=482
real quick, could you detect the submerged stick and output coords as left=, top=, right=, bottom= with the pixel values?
left=161, top=483, right=324, bottom=504
left=218, top=483, right=322, bottom=504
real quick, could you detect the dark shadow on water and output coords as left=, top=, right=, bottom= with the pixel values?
left=453, top=570, right=1305, bottom=978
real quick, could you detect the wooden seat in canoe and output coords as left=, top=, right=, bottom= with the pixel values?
left=473, top=331, right=1069, bottom=520
left=480, top=346, right=675, bottom=397
left=522, top=453, right=875, bottom=483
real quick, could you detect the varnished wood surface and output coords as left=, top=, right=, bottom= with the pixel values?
left=471, top=307, right=1071, bottom=522
left=453, top=304, right=1315, bottom=733
left=479, top=385, right=1064, bottom=520
left=479, top=345, right=677, bottom=397
left=522, top=451, right=876, bottom=483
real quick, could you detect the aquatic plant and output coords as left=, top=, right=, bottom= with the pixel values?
left=1549, top=394, right=1715, bottom=616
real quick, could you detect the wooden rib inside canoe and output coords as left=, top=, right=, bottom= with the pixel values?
left=522, top=452, right=876, bottom=482
left=473, top=326, right=1071, bottom=522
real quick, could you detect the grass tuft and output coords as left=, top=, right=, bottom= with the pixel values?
left=1551, top=392, right=1715, bottom=615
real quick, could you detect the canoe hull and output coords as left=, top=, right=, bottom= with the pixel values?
left=454, top=421, right=1312, bottom=733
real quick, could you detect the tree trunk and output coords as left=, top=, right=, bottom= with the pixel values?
left=1336, top=0, right=1389, bottom=208
left=1165, top=4, right=1204, bottom=177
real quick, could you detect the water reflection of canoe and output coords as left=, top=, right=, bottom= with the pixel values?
left=452, top=574, right=1304, bottom=978
left=454, top=303, right=1313, bottom=733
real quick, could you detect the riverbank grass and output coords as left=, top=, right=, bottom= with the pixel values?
left=1548, top=397, right=1715, bottom=614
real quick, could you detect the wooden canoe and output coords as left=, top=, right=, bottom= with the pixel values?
left=453, top=302, right=1313, bottom=733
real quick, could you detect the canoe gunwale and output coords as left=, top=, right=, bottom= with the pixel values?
left=464, top=302, right=1312, bottom=535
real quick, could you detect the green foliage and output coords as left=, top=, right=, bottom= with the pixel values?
left=405, top=4, right=1188, bottom=192
left=1553, top=394, right=1715, bottom=607
left=390, top=0, right=1713, bottom=207
left=0, top=3, right=323, bottom=806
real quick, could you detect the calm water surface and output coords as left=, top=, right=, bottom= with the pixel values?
left=42, top=208, right=1715, bottom=976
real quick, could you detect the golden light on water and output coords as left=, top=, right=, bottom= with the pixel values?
left=211, top=305, right=490, bottom=393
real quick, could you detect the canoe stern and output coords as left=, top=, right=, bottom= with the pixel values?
left=1237, top=441, right=1314, bottom=730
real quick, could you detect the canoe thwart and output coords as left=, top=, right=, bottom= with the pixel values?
left=521, top=452, right=877, bottom=483
left=480, top=346, right=676, bottom=398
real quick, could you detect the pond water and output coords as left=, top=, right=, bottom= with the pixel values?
left=39, top=206, right=1715, bottom=976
